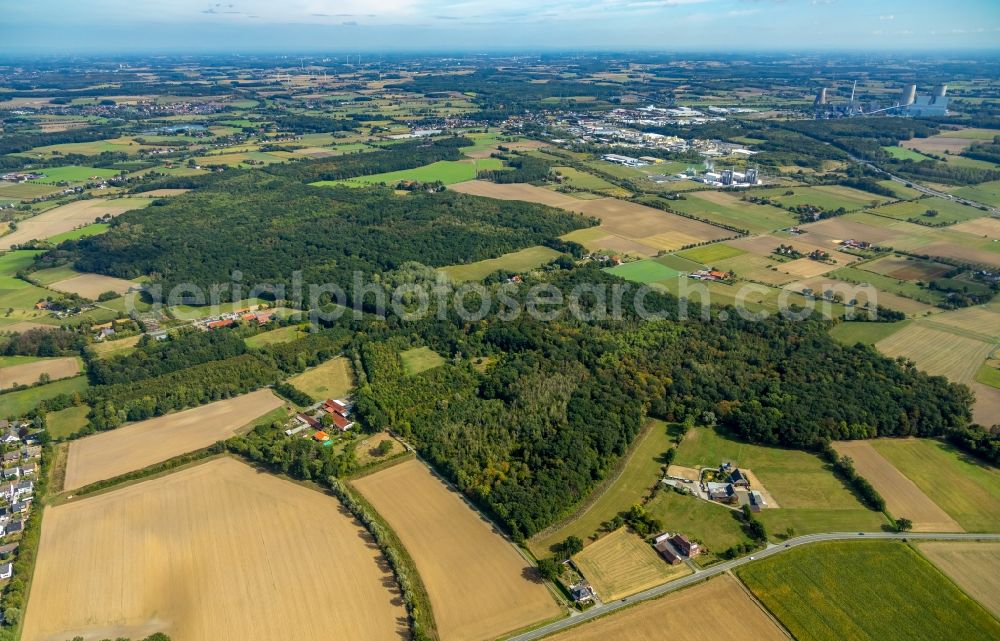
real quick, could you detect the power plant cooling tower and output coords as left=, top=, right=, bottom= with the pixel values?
left=932, top=84, right=947, bottom=99
left=902, top=84, right=917, bottom=106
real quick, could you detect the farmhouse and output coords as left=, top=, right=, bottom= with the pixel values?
left=706, top=481, right=738, bottom=503
left=728, top=468, right=750, bottom=488
left=296, top=413, right=320, bottom=429
left=749, top=490, right=768, bottom=511
left=654, top=539, right=682, bottom=565
left=670, top=533, right=701, bottom=558
left=313, top=431, right=330, bottom=443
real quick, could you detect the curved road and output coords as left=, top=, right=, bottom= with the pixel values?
left=508, top=531, right=1000, bottom=641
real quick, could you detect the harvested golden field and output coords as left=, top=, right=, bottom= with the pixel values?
left=450, top=180, right=586, bottom=209
left=140, top=188, right=191, bottom=197
left=571, top=198, right=731, bottom=253
left=352, top=459, right=560, bottom=641
left=861, top=255, right=952, bottom=281
left=22, top=458, right=407, bottom=641
left=91, top=334, right=142, bottom=359
left=916, top=242, right=1000, bottom=269
left=799, top=217, right=904, bottom=246
left=926, top=306, right=1000, bottom=341
left=971, top=382, right=1000, bottom=426
left=0, top=198, right=152, bottom=250
left=451, top=181, right=729, bottom=255
left=64, top=390, right=286, bottom=491
left=572, top=528, right=690, bottom=601
left=918, top=542, right=1000, bottom=617
left=545, top=574, right=788, bottom=641
left=832, top=441, right=962, bottom=532
left=48, top=273, right=138, bottom=298
left=777, top=258, right=840, bottom=278
left=286, top=356, right=354, bottom=402
left=950, top=216, right=1000, bottom=239
left=876, top=324, right=994, bottom=385
left=0, top=356, right=79, bottom=389
left=902, top=135, right=977, bottom=155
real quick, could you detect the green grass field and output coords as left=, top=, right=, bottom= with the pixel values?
left=46, top=404, right=91, bottom=439
left=737, top=541, right=1000, bottom=641
left=952, top=180, right=1000, bottom=208
left=757, top=185, right=890, bottom=212
left=0, top=375, right=88, bottom=418
left=976, top=362, right=1000, bottom=389
left=661, top=193, right=795, bottom=234
left=654, top=253, right=707, bottom=272
left=676, top=427, right=886, bottom=535
left=29, top=264, right=80, bottom=286
left=877, top=180, right=922, bottom=200
left=400, top=346, right=445, bottom=376
left=870, top=438, right=1000, bottom=532
left=553, top=167, right=619, bottom=192
left=439, top=245, right=561, bottom=282
left=829, top=266, right=946, bottom=305
left=605, top=259, right=680, bottom=284
left=677, top=243, right=746, bottom=264
left=0, top=250, right=43, bottom=288
left=316, top=158, right=503, bottom=188
left=869, top=197, right=984, bottom=225
left=0, top=182, right=61, bottom=199
left=44, top=223, right=110, bottom=244
left=529, top=420, right=674, bottom=556
left=829, top=320, right=912, bottom=345
left=645, top=489, right=752, bottom=559
left=884, top=145, right=934, bottom=161
left=32, top=166, right=120, bottom=184
left=245, top=325, right=305, bottom=348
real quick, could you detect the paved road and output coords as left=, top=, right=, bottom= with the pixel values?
left=852, top=157, right=999, bottom=215
left=508, top=531, right=1000, bottom=641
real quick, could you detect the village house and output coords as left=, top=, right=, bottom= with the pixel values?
left=0, top=542, right=18, bottom=560
left=669, top=533, right=701, bottom=558
left=728, top=468, right=750, bottom=488
left=654, top=538, right=682, bottom=565
left=569, top=580, right=597, bottom=603
left=20, top=463, right=35, bottom=477
left=0, top=563, right=11, bottom=580
left=21, top=445, right=41, bottom=460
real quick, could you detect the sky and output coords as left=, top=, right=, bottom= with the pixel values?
left=1, top=0, right=999, bottom=54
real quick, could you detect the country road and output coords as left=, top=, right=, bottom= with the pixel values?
left=852, top=157, right=1000, bottom=215
left=506, top=531, right=1000, bottom=641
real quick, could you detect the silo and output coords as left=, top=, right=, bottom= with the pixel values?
left=902, top=84, right=917, bottom=106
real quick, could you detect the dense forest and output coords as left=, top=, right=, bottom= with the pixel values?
left=87, top=329, right=247, bottom=385
left=347, top=267, right=972, bottom=538
left=66, top=171, right=591, bottom=302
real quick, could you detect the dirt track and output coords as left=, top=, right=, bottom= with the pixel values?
left=23, top=457, right=407, bottom=641
left=63, top=389, right=284, bottom=491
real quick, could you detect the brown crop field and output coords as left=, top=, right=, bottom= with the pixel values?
left=777, top=258, right=840, bottom=278
left=875, top=324, right=994, bottom=385
left=916, top=242, right=1000, bottom=269
left=49, top=273, right=138, bottom=298
left=22, top=457, right=408, bottom=641
left=451, top=180, right=729, bottom=255
left=832, top=441, right=962, bottom=532
left=902, top=135, right=977, bottom=155
left=352, top=459, right=560, bottom=641
left=63, top=389, right=286, bottom=491
left=861, top=255, right=952, bottom=281
left=951, top=217, right=1000, bottom=239
left=450, top=180, right=586, bottom=209
left=918, top=542, right=1000, bottom=618
left=0, top=198, right=152, bottom=250
left=0, top=356, right=79, bottom=389
left=799, top=216, right=904, bottom=246
left=571, top=528, right=690, bottom=601
left=972, top=382, right=1000, bottom=426
left=544, top=574, right=789, bottom=641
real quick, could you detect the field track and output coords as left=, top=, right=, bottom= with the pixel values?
left=0, top=356, right=79, bottom=389
left=832, top=440, right=963, bottom=532
left=63, top=389, right=284, bottom=491
left=352, top=458, right=560, bottom=641
left=23, top=457, right=407, bottom=641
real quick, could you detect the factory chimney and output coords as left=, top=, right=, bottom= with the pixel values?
left=902, top=84, right=917, bottom=106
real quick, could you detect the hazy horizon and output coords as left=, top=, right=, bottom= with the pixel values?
left=3, top=0, right=999, bottom=54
